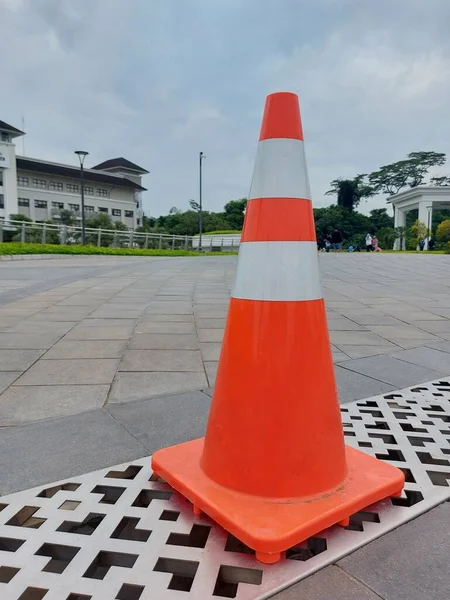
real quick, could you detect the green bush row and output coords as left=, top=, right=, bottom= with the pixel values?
left=195, top=230, right=242, bottom=236
left=0, top=243, right=237, bottom=257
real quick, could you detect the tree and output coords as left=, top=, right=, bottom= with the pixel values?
left=436, top=219, right=450, bottom=245
left=326, top=175, right=375, bottom=211
left=368, top=151, right=446, bottom=196
left=377, top=227, right=397, bottom=250
left=430, top=176, right=450, bottom=186
left=409, top=219, right=428, bottom=248
left=368, top=208, right=394, bottom=231
left=223, top=199, right=247, bottom=229
left=85, top=212, right=114, bottom=230
left=9, top=213, right=33, bottom=222
left=58, top=209, right=76, bottom=226
left=189, top=200, right=200, bottom=211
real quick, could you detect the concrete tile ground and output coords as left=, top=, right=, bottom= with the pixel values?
left=0, top=253, right=449, bottom=598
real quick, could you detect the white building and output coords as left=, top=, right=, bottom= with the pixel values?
left=0, top=120, right=148, bottom=229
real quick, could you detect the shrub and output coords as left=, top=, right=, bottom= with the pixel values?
left=0, top=243, right=236, bottom=257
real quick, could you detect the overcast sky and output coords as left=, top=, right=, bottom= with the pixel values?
left=2, top=0, right=450, bottom=217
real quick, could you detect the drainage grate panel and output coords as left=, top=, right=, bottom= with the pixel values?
left=1, top=378, right=450, bottom=599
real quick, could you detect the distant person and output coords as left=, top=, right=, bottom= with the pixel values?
left=331, top=228, right=343, bottom=252
left=348, top=245, right=355, bottom=252
left=372, top=235, right=379, bottom=252
left=419, top=239, right=425, bottom=251
left=365, top=232, right=373, bottom=252
left=428, top=237, right=435, bottom=251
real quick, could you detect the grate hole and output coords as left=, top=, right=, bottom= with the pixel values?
left=57, top=513, right=105, bottom=535
left=387, top=402, right=411, bottom=410
left=0, top=565, right=20, bottom=583
left=286, top=537, right=327, bottom=561
left=224, top=534, right=255, bottom=555
left=83, top=551, right=138, bottom=580
left=36, top=543, right=80, bottom=574
left=132, top=489, right=172, bottom=507
left=360, top=409, right=384, bottom=417
left=393, top=412, right=413, bottom=420
left=153, top=557, right=199, bottom=592
left=18, top=588, right=48, bottom=600
left=358, top=441, right=373, bottom=448
left=426, top=414, right=450, bottom=423
left=59, top=500, right=81, bottom=511
left=111, top=517, right=151, bottom=542
left=422, top=420, right=434, bottom=425
left=350, top=416, right=363, bottom=420
left=384, top=394, right=402, bottom=399
left=407, top=436, right=434, bottom=447
left=0, top=536, right=25, bottom=552
left=66, top=595, right=92, bottom=600
left=365, top=421, right=389, bottom=430
left=116, top=583, right=145, bottom=600
left=357, top=400, right=379, bottom=407
left=399, top=468, right=416, bottom=483
left=344, top=431, right=356, bottom=437
left=106, top=465, right=143, bottom=480
left=213, top=565, right=263, bottom=598
left=417, top=452, right=450, bottom=467
left=375, top=448, right=405, bottom=462
left=400, top=423, right=428, bottom=433
left=345, top=511, right=380, bottom=532
left=0, top=503, right=7, bottom=511
left=6, top=506, right=46, bottom=529
left=411, top=387, right=428, bottom=392
left=427, top=471, right=450, bottom=486
left=368, top=433, right=397, bottom=444
left=91, top=485, right=125, bottom=505
left=149, top=473, right=166, bottom=482
left=427, top=404, right=445, bottom=412
left=167, top=524, right=211, bottom=548
left=159, top=510, right=180, bottom=522
left=392, top=489, right=424, bottom=506
left=38, top=483, right=80, bottom=498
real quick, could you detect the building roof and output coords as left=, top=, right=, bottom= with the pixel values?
left=16, top=156, right=147, bottom=191
left=92, top=157, right=149, bottom=174
left=0, top=120, right=25, bottom=137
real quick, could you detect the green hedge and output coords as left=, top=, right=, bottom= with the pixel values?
left=196, top=230, right=242, bottom=235
left=0, top=243, right=237, bottom=257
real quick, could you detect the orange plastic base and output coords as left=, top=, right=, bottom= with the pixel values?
left=152, top=438, right=404, bottom=563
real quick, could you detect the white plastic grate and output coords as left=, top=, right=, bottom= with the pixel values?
left=1, top=378, right=450, bottom=600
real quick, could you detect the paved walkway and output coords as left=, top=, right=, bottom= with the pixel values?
left=0, top=253, right=449, bottom=599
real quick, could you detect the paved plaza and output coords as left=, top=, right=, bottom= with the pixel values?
left=0, top=253, right=449, bottom=599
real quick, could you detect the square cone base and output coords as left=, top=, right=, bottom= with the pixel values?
left=152, top=438, right=404, bottom=564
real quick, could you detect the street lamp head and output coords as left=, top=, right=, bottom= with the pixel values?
left=75, top=150, right=89, bottom=166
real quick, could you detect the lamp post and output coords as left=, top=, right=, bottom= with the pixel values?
left=75, top=150, right=89, bottom=245
left=198, top=151, right=205, bottom=252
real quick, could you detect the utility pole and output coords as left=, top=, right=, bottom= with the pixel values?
left=198, top=151, right=205, bottom=252
left=75, top=150, right=89, bottom=245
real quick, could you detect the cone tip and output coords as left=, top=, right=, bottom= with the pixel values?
left=259, top=91, right=303, bottom=141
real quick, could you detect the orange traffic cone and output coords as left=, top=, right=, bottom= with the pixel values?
left=152, top=92, right=404, bottom=564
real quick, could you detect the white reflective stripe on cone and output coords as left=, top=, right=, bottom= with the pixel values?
left=232, top=241, right=323, bottom=302
left=249, top=138, right=312, bottom=200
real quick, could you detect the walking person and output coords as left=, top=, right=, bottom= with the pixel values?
left=331, top=228, right=343, bottom=252
left=365, top=232, right=373, bottom=252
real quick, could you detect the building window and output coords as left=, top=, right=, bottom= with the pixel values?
left=112, top=209, right=121, bottom=216
left=18, top=198, right=30, bottom=207
left=125, top=210, right=134, bottom=218
left=68, top=203, right=79, bottom=211
left=0, top=194, right=4, bottom=209
left=17, top=176, right=29, bottom=187
left=84, top=186, right=94, bottom=196
left=66, top=184, right=79, bottom=193
left=98, top=207, right=108, bottom=213
left=52, top=202, right=64, bottom=209
left=84, top=205, right=95, bottom=213
left=32, top=178, right=47, bottom=189
left=97, top=188, right=108, bottom=197
left=1, top=133, right=10, bottom=142
left=34, top=200, right=48, bottom=209
left=49, top=181, right=63, bottom=191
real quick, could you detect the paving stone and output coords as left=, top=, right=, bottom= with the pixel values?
left=0, top=333, right=62, bottom=349
left=107, top=390, right=211, bottom=453
left=129, top=333, right=199, bottom=350
left=368, top=325, right=441, bottom=340
left=339, top=503, right=450, bottom=600
left=330, top=330, right=396, bottom=346
left=388, top=346, right=450, bottom=373
left=0, top=349, right=45, bottom=371
left=119, top=349, right=204, bottom=371
left=43, top=340, right=127, bottom=359
left=326, top=317, right=365, bottom=331
left=80, top=318, right=139, bottom=327
left=204, top=361, right=219, bottom=386
left=4, top=321, right=77, bottom=334
left=144, top=305, right=193, bottom=315
left=0, top=372, right=21, bottom=394
left=271, top=565, right=381, bottom=600
left=339, top=355, right=445, bottom=387
left=14, top=359, right=119, bottom=385
left=199, top=342, right=222, bottom=361
left=64, top=325, right=134, bottom=340
left=88, top=309, right=143, bottom=319
left=334, top=365, right=395, bottom=403
left=195, top=318, right=227, bottom=328
left=0, top=384, right=109, bottom=425
left=109, top=372, right=208, bottom=403
left=197, top=328, right=224, bottom=342
left=139, top=313, right=194, bottom=322
left=424, top=340, right=450, bottom=354
left=0, top=409, right=147, bottom=495
left=413, top=320, right=450, bottom=333
left=134, top=321, right=196, bottom=334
